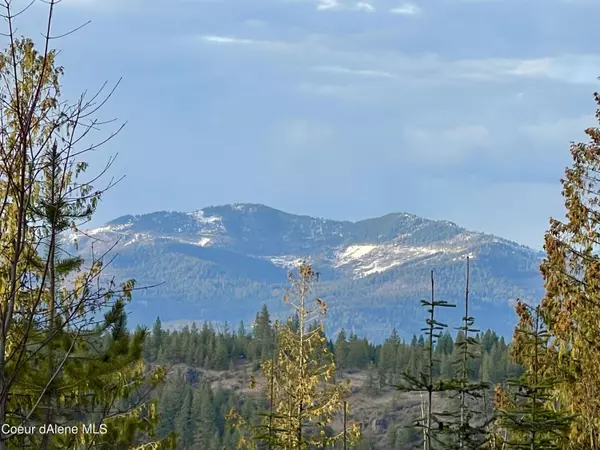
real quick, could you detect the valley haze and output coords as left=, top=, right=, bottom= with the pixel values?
left=72, top=203, right=544, bottom=342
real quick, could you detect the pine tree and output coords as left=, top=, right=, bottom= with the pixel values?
left=158, top=374, right=187, bottom=438
left=150, top=317, right=164, bottom=361
left=193, top=381, right=217, bottom=450
left=228, top=263, right=360, bottom=449
left=334, top=329, right=349, bottom=373
left=439, top=257, right=490, bottom=449
left=253, top=304, right=273, bottom=360
left=363, top=362, right=380, bottom=396
left=380, top=329, right=400, bottom=384
left=174, top=388, right=194, bottom=448
left=0, top=10, right=174, bottom=449
left=493, top=302, right=572, bottom=449
left=396, top=271, right=456, bottom=450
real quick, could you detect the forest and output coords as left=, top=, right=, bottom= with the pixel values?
left=0, top=1, right=598, bottom=449
left=144, top=305, right=524, bottom=449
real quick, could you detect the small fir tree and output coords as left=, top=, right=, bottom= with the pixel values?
left=396, top=270, right=456, bottom=450
left=492, top=302, right=572, bottom=449
left=439, top=257, right=490, bottom=449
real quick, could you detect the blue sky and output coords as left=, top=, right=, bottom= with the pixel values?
left=14, top=0, right=600, bottom=249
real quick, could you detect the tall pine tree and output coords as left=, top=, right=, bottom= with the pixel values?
left=440, top=257, right=490, bottom=449
left=228, top=263, right=360, bottom=449
left=396, top=271, right=456, bottom=450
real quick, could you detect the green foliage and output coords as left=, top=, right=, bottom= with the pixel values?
left=0, top=21, right=173, bottom=450
left=436, top=258, right=492, bottom=449
left=492, top=303, right=572, bottom=449
left=145, top=301, right=525, bottom=449
left=155, top=371, right=259, bottom=450
left=396, top=271, right=457, bottom=450
left=538, top=91, right=600, bottom=448
left=228, top=263, right=361, bottom=449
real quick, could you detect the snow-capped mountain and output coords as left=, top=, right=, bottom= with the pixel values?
left=69, top=204, right=544, bottom=341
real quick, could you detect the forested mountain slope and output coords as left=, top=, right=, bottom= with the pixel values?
left=70, top=204, right=544, bottom=341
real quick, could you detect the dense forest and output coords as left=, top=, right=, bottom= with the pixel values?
left=144, top=309, right=521, bottom=384
left=143, top=307, right=524, bottom=449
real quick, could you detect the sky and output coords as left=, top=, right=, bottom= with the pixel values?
left=9, top=0, right=600, bottom=249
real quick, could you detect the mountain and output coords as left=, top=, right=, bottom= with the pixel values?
left=69, top=203, right=545, bottom=342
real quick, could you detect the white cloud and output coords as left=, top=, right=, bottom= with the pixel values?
left=199, top=35, right=289, bottom=50
left=317, top=0, right=341, bottom=10
left=243, top=19, right=267, bottom=28
left=508, top=59, right=554, bottom=77
left=354, top=2, right=375, bottom=12
left=312, top=65, right=397, bottom=79
left=194, top=32, right=600, bottom=89
left=316, top=0, right=375, bottom=11
left=311, top=54, right=600, bottom=88
left=511, top=55, right=600, bottom=84
left=452, top=55, right=600, bottom=84
left=202, top=36, right=257, bottom=45
left=390, top=3, right=421, bottom=15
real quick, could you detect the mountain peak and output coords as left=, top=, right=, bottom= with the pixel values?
left=94, top=204, right=527, bottom=253
left=199, top=203, right=272, bottom=213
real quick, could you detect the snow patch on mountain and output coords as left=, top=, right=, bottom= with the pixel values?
left=124, top=233, right=149, bottom=247
left=334, top=240, right=479, bottom=278
left=231, top=203, right=259, bottom=213
left=186, top=210, right=226, bottom=235
left=267, top=255, right=306, bottom=269
left=362, top=261, right=403, bottom=276
left=61, top=229, right=78, bottom=244
left=87, top=223, right=133, bottom=235
left=336, top=245, right=378, bottom=265
left=452, top=251, right=476, bottom=262
left=188, top=210, right=222, bottom=224
left=353, top=245, right=442, bottom=278
left=198, top=237, right=212, bottom=246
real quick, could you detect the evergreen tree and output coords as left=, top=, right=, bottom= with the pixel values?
left=228, top=263, right=360, bottom=449
left=253, top=305, right=273, bottom=360
left=441, top=257, right=490, bottom=449
left=174, top=388, right=194, bottom=448
left=147, top=301, right=526, bottom=448
left=363, top=362, right=380, bottom=396
left=539, top=90, right=600, bottom=448
left=193, top=381, right=217, bottom=450
left=0, top=15, right=173, bottom=449
left=151, top=317, right=164, bottom=361
left=158, top=374, right=187, bottom=438
left=396, top=271, right=456, bottom=450
left=334, top=329, right=349, bottom=373
left=493, top=302, right=572, bottom=449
